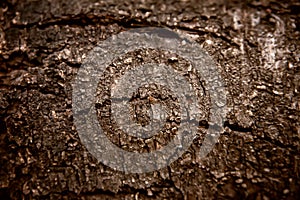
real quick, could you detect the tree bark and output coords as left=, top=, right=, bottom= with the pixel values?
left=0, top=0, right=299, bottom=199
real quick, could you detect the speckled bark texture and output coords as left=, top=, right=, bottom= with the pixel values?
left=0, top=0, right=299, bottom=199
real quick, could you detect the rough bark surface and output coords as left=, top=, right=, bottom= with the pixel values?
left=0, top=0, right=299, bottom=199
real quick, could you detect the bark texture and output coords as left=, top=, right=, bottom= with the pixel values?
left=0, top=0, right=299, bottom=199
